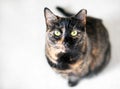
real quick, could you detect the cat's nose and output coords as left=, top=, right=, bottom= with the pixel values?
left=63, top=42, right=68, bottom=47
left=63, top=42, right=70, bottom=52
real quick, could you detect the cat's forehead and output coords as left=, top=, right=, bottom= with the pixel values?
left=55, top=17, right=80, bottom=27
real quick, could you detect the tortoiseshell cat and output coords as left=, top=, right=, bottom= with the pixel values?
left=44, top=7, right=111, bottom=87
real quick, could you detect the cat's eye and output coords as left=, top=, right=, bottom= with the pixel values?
left=71, top=30, right=78, bottom=36
left=54, top=30, right=61, bottom=36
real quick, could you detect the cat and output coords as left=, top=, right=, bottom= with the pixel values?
left=44, top=7, right=111, bottom=87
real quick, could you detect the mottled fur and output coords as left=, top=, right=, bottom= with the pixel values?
left=44, top=7, right=111, bottom=87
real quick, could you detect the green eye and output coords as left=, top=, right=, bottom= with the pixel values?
left=54, top=30, right=61, bottom=36
left=71, top=30, right=78, bottom=36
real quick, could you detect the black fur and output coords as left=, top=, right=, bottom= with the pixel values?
left=56, top=6, right=74, bottom=17
left=46, top=56, right=70, bottom=70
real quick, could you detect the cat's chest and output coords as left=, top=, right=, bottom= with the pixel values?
left=52, top=59, right=86, bottom=75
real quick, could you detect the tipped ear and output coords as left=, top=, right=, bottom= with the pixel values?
left=44, top=7, right=57, bottom=25
left=75, top=9, right=87, bottom=24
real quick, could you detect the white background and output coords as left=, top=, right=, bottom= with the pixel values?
left=0, top=0, right=120, bottom=89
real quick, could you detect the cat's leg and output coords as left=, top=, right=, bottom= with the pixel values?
left=68, top=73, right=80, bottom=87
left=90, top=43, right=111, bottom=74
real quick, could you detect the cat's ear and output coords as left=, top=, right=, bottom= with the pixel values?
left=75, top=9, right=87, bottom=25
left=44, top=7, right=57, bottom=25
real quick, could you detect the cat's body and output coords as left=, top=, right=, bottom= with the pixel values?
left=44, top=7, right=110, bottom=87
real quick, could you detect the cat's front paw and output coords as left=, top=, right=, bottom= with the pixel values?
left=68, top=80, right=79, bottom=87
left=68, top=75, right=79, bottom=87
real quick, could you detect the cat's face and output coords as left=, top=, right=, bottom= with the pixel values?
left=44, top=8, right=87, bottom=61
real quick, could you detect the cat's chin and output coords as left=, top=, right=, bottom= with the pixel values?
left=57, top=52, right=79, bottom=64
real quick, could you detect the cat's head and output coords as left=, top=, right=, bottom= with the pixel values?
left=44, top=8, right=87, bottom=61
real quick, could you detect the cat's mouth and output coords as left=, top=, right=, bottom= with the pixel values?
left=57, top=51, right=80, bottom=64
left=57, top=52, right=72, bottom=63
